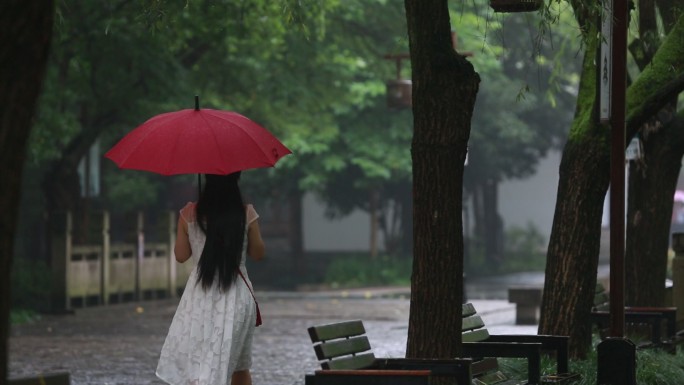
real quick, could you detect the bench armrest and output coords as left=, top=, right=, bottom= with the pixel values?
left=305, top=371, right=432, bottom=385
left=307, top=359, right=473, bottom=385
left=625, top=307, right=677, bottom=337
left=484, top=334, right=569, bottom=373
left=379, top=358, right=472, bottom=383
left=378, top=357, right=472, bottom=372
left=463, top=341, right=542, bottom=384
left=592, top=310, right=668, bottom=345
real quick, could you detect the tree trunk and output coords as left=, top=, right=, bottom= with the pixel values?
left=288, top=190, right=304, bottom=274
left=369, top=189, right=379, bottom=258
left=471, top=183, right=484, bottom=255
left=538, top=36, right=611, bottom=358
left=404, top=0, right=479, bottom=360
left=540, top=13, right=684, bottom=358
left=483, top=180, right=503, bottom=267
left=626, top=117, right=684, bottom=306
left=0, top=1, right=54, bottom=380
left=540, top=139, right=610, bottom=358
left=399, top=182, right=413, bottom=256
left=624, top=2, right=684, bottom=307
left=43, top=115, right=113, bottom=264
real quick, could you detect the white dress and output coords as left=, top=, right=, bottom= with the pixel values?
left=156, top=203, right=259, bottom=385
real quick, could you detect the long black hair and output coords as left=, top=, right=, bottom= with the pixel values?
left=195, top=172, right=246, bottom=291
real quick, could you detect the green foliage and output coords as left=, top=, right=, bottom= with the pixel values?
left=323, top=254, right=412, bottom=288
left=467, top=223, right=546, bottom=275
left=22, top=0, right=584, bottom=265
left=103, top=172, right=164, bottom=212
left=501, top=223, right=547, bottom=270
left=636, top=348, right=684, bottom=384
left=501, top=343, right=684, bottom=385
left=10, top=310, right=41, bottom=326
left=464, top=4, right=581, bottom=187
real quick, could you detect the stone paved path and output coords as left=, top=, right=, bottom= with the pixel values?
left=9, top=290, right=531, bottom=385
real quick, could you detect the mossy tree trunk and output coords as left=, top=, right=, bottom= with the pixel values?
left=538, top=33, right=611, bottom=358
left=540, top=11, right=684, bottom=357
left=404, top=0, right=479, bottom=360
left=0, top=1, right=54, bottom=380
left=626, top=117, right=684, bottom=306
left=625, top=3, right=684, bottom=307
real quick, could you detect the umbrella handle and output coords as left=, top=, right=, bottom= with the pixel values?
left=195, top=95, right=200, bottom=111
left=198, top=173, right=202, bottom=197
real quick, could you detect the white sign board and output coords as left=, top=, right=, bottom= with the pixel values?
left=600, top=0, right=613, bottom=122
left=625, top=137, right=642, bottom=161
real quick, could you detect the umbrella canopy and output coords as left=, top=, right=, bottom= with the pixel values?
left=105, top=101, right=291, bottom=175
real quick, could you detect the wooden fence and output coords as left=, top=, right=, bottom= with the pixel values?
left=51, top=210, right=194, bottom=309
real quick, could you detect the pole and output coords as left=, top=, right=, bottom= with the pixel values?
left=609, top=0, right=627, bottom=339
left=597, top=0, right=637, bottom=382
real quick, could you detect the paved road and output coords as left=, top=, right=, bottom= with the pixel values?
left=9, top=287, right=534, bottom=385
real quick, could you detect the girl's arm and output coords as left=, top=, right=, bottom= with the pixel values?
left=247, top=219, right=265, bottom=261
left=174, top=215, right=191, bottom=263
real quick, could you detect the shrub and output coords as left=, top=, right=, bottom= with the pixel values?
left=501, top=341, right=684, bottom=384
left=323, top=254, right=412, bottom=288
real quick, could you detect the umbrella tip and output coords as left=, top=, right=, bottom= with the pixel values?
left=195, top=95, right=200, bottom=111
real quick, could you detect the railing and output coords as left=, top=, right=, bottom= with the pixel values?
left=53, top=210, right=194, bottom=309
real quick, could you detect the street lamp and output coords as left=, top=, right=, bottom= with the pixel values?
left=384, top=53, right=412, bottom=109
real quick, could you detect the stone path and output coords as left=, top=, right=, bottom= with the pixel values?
left=9, top=289, right=533, bottom=385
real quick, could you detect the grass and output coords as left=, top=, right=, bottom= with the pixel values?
left=323, top=254, right=412, bottom=288
left=500, top=342, right=684, bottom=385
left=10, top=309, right=41, bottom=325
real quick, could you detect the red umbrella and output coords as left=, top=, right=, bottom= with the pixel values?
left=105, top=97, right=291, bottom=175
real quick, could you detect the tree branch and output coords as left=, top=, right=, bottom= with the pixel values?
left=626, top=74, right=684, bottom=137
left=626, top=14, right=684, bottom=137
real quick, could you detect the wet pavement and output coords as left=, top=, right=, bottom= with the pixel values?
left=9, top=283, right=538, bottom=385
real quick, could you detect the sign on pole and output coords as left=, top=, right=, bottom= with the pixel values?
left=600, top=0, right=613, bottom=122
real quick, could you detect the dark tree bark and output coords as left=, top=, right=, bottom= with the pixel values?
left=539, top=36, right=611, bottom=358
left=0, top=1, right=54, bottom=381
left=624, top=2, right=684, bottom=307
left=404, top=0, right=479, bottom=359
left=626, top=117, right=684, bottom=306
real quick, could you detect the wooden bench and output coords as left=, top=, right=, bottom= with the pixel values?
left=591, top=283, right=683, bottom=352
left=8, top=372, right=70, bottom=385
left=306, top=319, right=473, bottom=385
left=462, top=303, right=579, bottom=385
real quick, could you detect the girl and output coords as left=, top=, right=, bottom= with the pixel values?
left=157, top=172, right=265, bottom=385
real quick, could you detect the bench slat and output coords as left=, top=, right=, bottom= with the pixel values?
left=309, top=320, right=365, bottom=342
left=462, top=314, right=486, bottom=332
left=462, top=328, right=490, bottom=343
left=315, top=369, right=431, bottom=376
left=471, top=370, right=513, bottom=384
left=307, top=371, right=432, bottom=385
left=462, top=303, right=476, bottom=318
left=470, top=357, right=499, bottom=376
left=9, top=373, right=70, bottom=385
left=323, top=352, right=377, bottom=370
left=314, top=336, right=372, bottom=360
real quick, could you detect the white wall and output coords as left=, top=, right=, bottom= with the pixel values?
left=498, top=150, right=561, bottom=239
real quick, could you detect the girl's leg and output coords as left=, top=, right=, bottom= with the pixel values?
left=231, top=370, right=252, bottom=385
